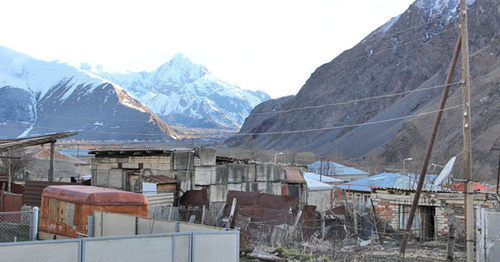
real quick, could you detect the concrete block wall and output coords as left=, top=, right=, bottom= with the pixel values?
left=91, top=155, right=172, bottom=190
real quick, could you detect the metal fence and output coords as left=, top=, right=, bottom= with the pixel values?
left=476, top=206, right=500, bottom=262
left=0, top=231, right=240, bottom=262
left=0, top=207, right=38, bottom=243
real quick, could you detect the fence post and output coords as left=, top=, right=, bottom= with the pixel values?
left=87, top=216, right=95, bottom=237
left=32, top=206, right=39, bottom=241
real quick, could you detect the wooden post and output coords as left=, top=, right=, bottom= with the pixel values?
left=353, top=210, right=358, bottom=235
left=7, top=148, right=12, bottom=193
left=400, top=35, right=462, bottom=256
left=320, top=211, right=325, bottom=240
left=201, top=205, right=206, bottom=225
left=48, top=141, right=56, bottom=182
left=459, top=0, right=473, bottom=260
left=227, top=198, right=237, bottom=228
left=370, top=199, right=381, bottom=243
left=293, top=210, right=303, bottom=228
left=446, top=224, right=456, bottom=262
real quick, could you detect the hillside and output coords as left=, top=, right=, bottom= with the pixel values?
left=230, top=0, right=499, bottom=182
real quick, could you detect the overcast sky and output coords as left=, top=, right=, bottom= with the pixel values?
left=0, top=0, right=415, bottom=98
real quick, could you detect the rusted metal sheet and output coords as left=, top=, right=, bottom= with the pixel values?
left=226, top=190, right=259, bottom=206
left=0, top=191, right=23, bottom=212
left=22, top=180, right=76, bottom=207
left=223, top=190, right=299, bottom=224
left=0, top=180, right=24, bottom=194
left=179, top=189, right=208, bottom=206
left=42, top=186, right=149, bottom=206
left=284, top=166, right=305, bottom=183
left=258, top=193, right=298, bottom=210
left=144, top=175, right=179, bottom=184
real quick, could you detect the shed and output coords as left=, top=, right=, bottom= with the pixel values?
left=39, top=185, right=148, bottom=239
left=303, top=174, right=335, bottom=211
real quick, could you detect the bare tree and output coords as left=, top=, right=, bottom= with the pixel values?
left=0, top=148, right=33, bottom=182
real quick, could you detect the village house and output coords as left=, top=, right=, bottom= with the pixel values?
left=336, top=173, right=438, bottom=211
left=371, top=187, right=499, bottom=240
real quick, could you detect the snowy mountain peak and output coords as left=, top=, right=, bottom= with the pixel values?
left=153, top=53, right=209, bottom=92
left=415, top=0, right=476, bottom=20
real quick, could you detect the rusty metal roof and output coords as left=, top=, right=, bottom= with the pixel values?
left=284, top=166, right=305, bottom=183
left=42, top=185, right=148, bottom=206
left=144, top=175, right=179, bottom=184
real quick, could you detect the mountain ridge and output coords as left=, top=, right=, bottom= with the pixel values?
left=231, top=0, right=499, bottom=182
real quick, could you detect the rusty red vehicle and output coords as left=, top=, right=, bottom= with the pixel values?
left=39, top=185, right=148, bottom=239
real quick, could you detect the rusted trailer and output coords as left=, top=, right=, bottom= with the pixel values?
left=39, top=185, right=148, bottom=239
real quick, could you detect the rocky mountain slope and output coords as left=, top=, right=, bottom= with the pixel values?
left=0, top=46, right=178, bottom=141
left=231, top=0, right=499, bottom=182
left=96, top=54, right=270, bottom=130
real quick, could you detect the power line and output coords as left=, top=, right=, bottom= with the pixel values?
left=252, top=81, right=462, bottom=116
left=235, top=104, right=462, bottom=136
left=3, top=104, right=462, bottom=137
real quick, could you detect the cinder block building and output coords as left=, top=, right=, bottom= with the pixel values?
left=89, top=147, right=307, bottom=206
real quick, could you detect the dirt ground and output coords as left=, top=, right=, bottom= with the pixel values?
left=242, top=239, right=467, bottom=262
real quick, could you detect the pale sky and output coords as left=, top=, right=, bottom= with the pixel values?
left=0, top=0, right=415, bottom=98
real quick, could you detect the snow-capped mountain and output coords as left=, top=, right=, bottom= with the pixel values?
left=96, top=54, right=270, bottom=129
left=0, top=46, right=178, bottom=140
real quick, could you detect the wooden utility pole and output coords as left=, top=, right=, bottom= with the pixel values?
left=459, top=0, right=474, bottom=261
left=400, top=35, right=462, bottom=256
left=48, top=141, right=56, bottom=182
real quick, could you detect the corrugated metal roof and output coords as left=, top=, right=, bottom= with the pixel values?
left=308, top=161, right=369, bottom=176
left=284, top=166, right=305, bottom=183
left=304, top=176, right=334, bottom=191
left=88, top=148, right=176, bottom=154
left=337, top=173, right=449, bottom=192
left=303, top=172, right=344, bottom=183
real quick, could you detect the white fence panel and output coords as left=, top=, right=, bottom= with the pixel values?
left=0, top=240, right=79, bottom=262
left=83, top=235, right=173, bottom=262
left=178, top=221, right=226, bottom=232
left=192, top=232, right=239, bottom=262
left=137, top=217, right=177, bottom=234
left=174, top=234, right=191, bottom=262
left=94, top=211, right=136, bottom=237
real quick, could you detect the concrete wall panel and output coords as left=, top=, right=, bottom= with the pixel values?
left=109, top=168, right=123, bottom=189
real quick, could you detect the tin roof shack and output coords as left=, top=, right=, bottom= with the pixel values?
left=371, top=187, right=498, bottom=241
left=303, top=172, right=335, bottom=212
left=39, top=185, right=148, bottom=240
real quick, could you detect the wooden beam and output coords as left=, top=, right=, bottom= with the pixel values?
left=0, top=132, right=78, bottom=152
